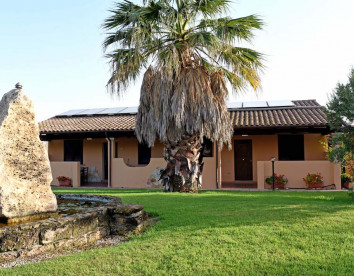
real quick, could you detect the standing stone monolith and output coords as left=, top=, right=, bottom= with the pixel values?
left=0, top=84, right=57, bottom=220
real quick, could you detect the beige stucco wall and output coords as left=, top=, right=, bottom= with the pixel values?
left=48, top=140, right=64, bottom=161
left=221, top=135, right=278, bottom=182
left=221, top=134, right=327, bottom=183
left=47, top=133, right=331, bottom=189
left=305, top=134, right=327, bottom=160
left=110, top=141, right=217, bottom=189
left=111, top=158, right=165, bottom=188
left=257, top=161, right=341, bottom=189
left=50, top=161, right=80, bottom=187
left=200, top=143, right=217, bottom=189
left=113, top=137, right=164, bottom=166
left=48, top=138, right=106, bottom=180
left=83, top=138, right=105, bottom=180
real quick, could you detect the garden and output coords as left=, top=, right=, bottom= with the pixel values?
left=3, top=189, right=353, bottom=275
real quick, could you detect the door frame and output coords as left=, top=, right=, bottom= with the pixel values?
left=234, top=139, right=253, bottom=181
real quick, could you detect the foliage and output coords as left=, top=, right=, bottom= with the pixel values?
left=265, top=173, right=288, bottom=185
left=303, top=173, right=323, bottom=184
left=341, top=173, right=353, bottom=184
left=103, top=0, right=264, bottom=148
left=56, top=176, right=71, bottom=182
left=324, top=68, right=354, bottom=173
left=5, top=189, right=354, bottom=275
left=348, top=188, right=354, bottom=203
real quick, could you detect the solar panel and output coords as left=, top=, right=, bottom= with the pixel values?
left=76, top=108, right=107, bottom=115
left=57, top=109, right=88, bottom=116
left=267, top=100, right=294, bottom=107
left=242, top=101, right=268, bottom=108
left=119, top=106, right=138, bottom=114
left=227, top=102, right=243, bottom=109
left=96, top=107, right=127, bottom=115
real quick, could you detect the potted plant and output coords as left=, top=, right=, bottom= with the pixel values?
left=341, top=173, right=353, bottom=189
left=303, top=173, right=323, bottom=189
left=56, top=176, right=72, bottom=187
left=265, top=173, right=288, bottom=189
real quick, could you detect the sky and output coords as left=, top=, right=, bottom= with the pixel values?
left=1, top=0, right=354, bottom=121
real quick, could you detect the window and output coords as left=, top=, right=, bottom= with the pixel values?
left=138, top=142, right=151, bottom=164
left=64, top=140, right=83, bottom=164
left=202, top=138, right=213, bottom=157
left=278, top=135, right=304, bottom=161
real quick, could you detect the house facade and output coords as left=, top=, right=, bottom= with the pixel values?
left=39, top=100, right=341, bottom=190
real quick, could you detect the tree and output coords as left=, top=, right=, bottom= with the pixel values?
left=103, top=0, right=264, bottom=192
left=325, top=69, right=354, bottom=174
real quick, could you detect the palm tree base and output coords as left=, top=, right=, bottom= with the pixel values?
left=161, top=134, right=203, bottom=193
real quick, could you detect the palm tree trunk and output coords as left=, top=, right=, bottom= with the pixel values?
left=161, top=134, right=204, bottom=193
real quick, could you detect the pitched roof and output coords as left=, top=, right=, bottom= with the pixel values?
left=39, top=100, right=329, bottom=134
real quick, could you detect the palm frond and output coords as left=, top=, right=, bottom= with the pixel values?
left=104, top=0, right=265, bottom=147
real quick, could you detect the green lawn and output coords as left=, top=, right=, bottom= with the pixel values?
left=3, top=189, right=354, bottom=275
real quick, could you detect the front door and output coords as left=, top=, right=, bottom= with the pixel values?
left=234, top=140, right=253, bottom=180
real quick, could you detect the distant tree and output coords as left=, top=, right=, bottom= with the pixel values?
left=325, top=69, right=354, bottom=174
left=103, top=0, right=264, bottom=192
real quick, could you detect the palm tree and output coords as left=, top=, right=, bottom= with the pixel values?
left=103, top=0, right=264, bottom=192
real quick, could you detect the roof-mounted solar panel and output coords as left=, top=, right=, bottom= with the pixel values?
left=96, top=107, right=127, bottom=115
left=267, top=100, right=294, bottom=107
left=227, top=102, right=243, bottom=109
left=242, top=101, right=268, bottom=108
left=57, top=109, right=88, bottom=117
left=119, top=106, right=138, bottom=114
left=76, top=108, right=107, bottom=115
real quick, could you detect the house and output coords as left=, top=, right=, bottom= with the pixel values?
left=39, top=100, right=341, bottom=189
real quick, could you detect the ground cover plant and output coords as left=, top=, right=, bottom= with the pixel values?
left=2, top=189, right=353, bottom=275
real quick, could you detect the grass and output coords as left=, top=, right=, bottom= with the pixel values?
left=2, top=189, right=354, bottom=275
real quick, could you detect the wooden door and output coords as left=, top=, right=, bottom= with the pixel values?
left=234, top=140, right=253, bottom=180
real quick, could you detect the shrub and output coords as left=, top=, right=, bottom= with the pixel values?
left=265, top=173, right=288, bottom=185
left=348, top=188, right=354, bottom=203
left=56, top=176, right=71, bottom=182
left=303, top=173, right=323, bottom=184
left=341, top=173, right=353, bottom=184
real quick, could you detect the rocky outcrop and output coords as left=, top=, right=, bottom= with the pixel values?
left=0, top=85, right=57, bottom=219
left=0, top=194, right=155, bottom=263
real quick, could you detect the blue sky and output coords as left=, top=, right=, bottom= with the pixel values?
left=1, top=0, right=354, bottom=121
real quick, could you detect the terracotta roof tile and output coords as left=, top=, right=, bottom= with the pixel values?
left=39, top=100, right=329, bottom=133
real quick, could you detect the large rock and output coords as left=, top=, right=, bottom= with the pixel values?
left=0, top=85, right=57, bottom=219
left=147, top=167, right=164, bottom=189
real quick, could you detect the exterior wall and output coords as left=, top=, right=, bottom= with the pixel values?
left=48, top=139, right=106, bottom=180
left=111, top=141, right=217, bottom=189
left=304, top=134, right=326, bottom=160
left=201, top=143, right=217, bottom=189
left=221, top=134, right=327, bottom=183
left=83, top=138, right=105, bottom=180
left=50, top=161, right=80, bottom=187
left=47, top=133, right=333, bottom=190
left=48, top=140, right=64, bottom=161
left=113, top=137, right=164, bottom=166
left=257, top=161, right=341, bottom=189
left=221, top=135, right=278, bottom=182
left=111, top=158, right=166, bottom=188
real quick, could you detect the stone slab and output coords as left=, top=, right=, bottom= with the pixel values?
left=0, top=88, right=57, bottom=219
